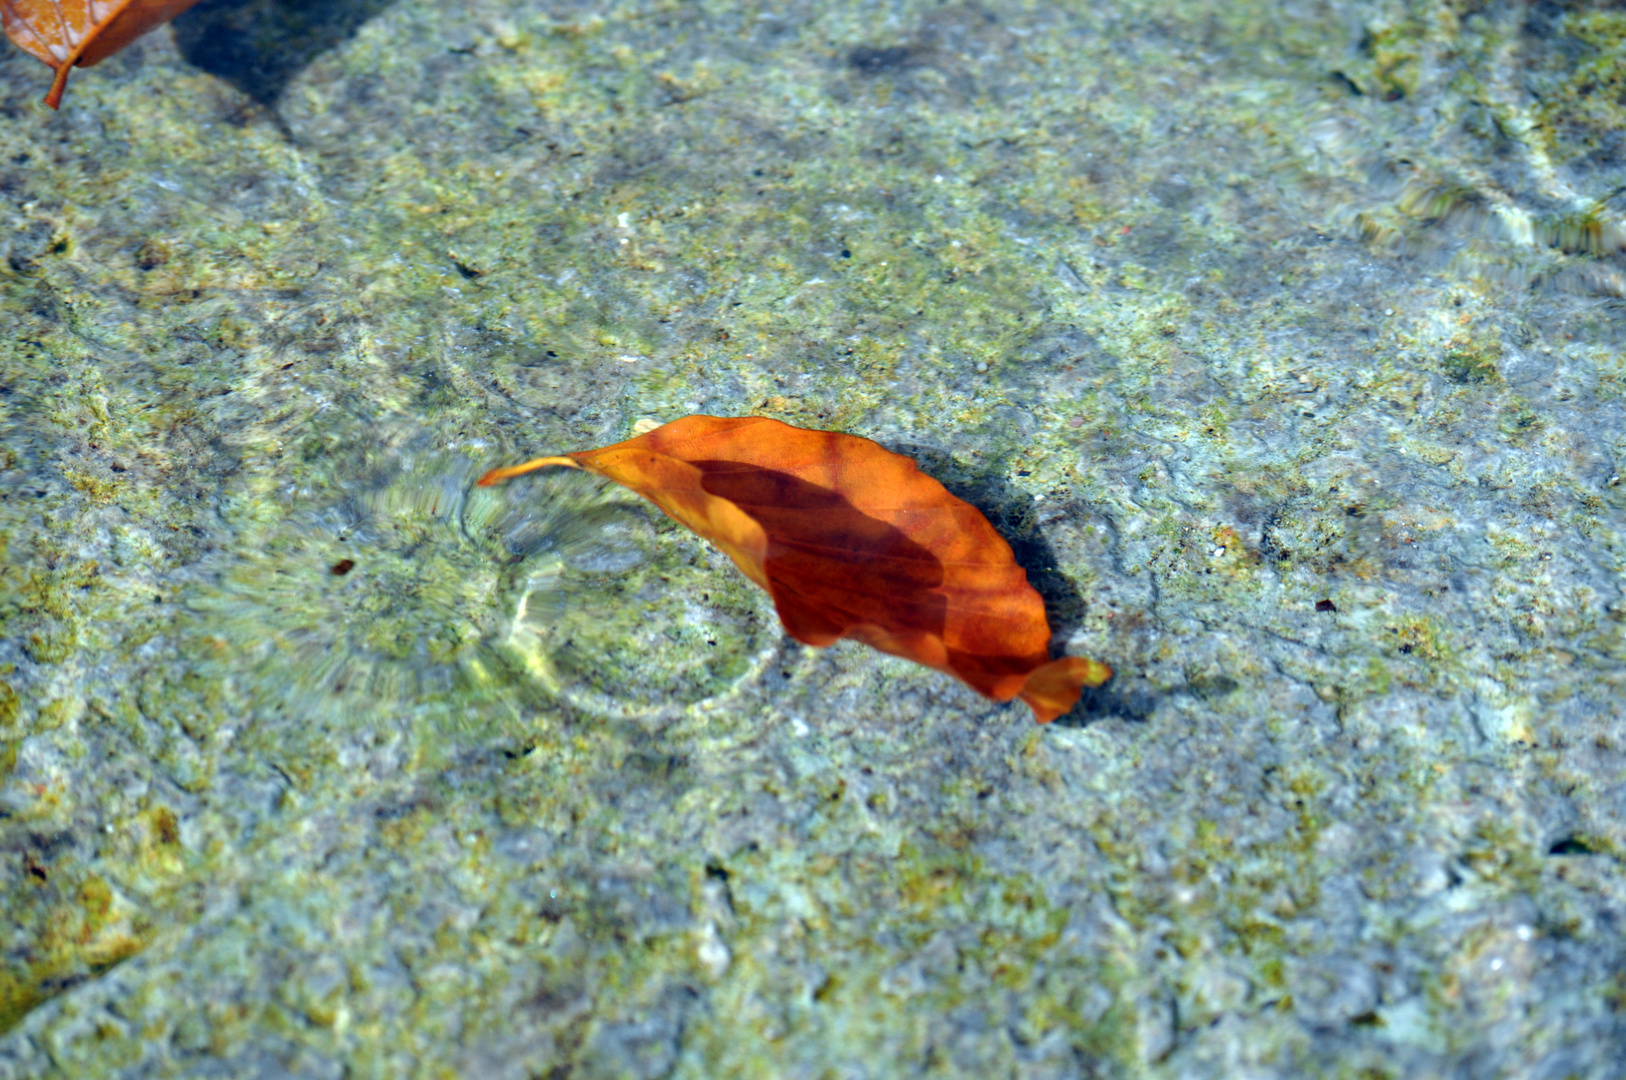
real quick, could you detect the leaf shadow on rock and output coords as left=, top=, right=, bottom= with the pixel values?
left=887, top=443, right=1083, bottom=642
left=1056, top=681, right=1155, bottom=726
left=172, top=0, right=400, bottom=108
left=890, top=442, right=1156, bottom=726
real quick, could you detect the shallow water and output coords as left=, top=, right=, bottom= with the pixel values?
left=2, top=1, right=1624, bottom=1076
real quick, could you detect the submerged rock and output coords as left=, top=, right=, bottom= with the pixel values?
left=1, top=1, right=1623, bottom=1076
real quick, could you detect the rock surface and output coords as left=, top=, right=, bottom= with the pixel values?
left=1, top=0, right=1624, bottom=1076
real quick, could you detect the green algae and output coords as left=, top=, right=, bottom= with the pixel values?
left=683, top=843, right=1143, bottom=1076
left=0, top=678, right=18, bottom=733
left=1441, top=337, right=1501, bottom=386
left=0, top=0, right=1624, bottom=1075
left=1528, top=10, right=1626, bottom=163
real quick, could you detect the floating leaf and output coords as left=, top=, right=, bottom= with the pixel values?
left=479, top=416, right=1111, bottom=722
left=2, top=0, right=202, bottom=108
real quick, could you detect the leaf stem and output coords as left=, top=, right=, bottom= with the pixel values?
left=476, top=456, right=581, bottom=486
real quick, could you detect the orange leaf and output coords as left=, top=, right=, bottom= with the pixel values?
left=479, top=416, right=1112, bottom=722
left=2, top=0, right=203, bottom=108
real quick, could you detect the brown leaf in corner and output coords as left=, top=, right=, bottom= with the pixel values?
left=2, top=0, right=203, bottom=108
left=479, top=415, right=1112, bottom=722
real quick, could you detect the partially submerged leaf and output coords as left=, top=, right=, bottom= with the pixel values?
left=2, top=0, right=202, bottom=108
left=479, top=416, right=1112, bottom=721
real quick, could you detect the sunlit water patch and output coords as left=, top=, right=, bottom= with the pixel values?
left=184, top=442, right=782, bottom=759
left=502, top=492, right=782, bottom=721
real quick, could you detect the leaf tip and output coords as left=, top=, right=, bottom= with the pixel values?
left=1020, top=655, right=1113, bottom=723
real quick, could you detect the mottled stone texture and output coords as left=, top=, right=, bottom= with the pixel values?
left=1, top=0, right=1624, bottom=1076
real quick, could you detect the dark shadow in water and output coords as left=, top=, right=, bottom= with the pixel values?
left=173, top=0, right=400, bottom=107
left=1051, top=681, right=1156, bottom=727
left=848, top=45, right=916, bottom=75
